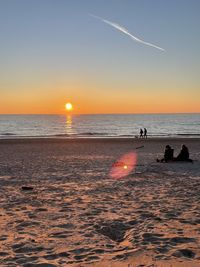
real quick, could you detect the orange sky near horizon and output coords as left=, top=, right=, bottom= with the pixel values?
left=0, top=83, right=199, bottom=114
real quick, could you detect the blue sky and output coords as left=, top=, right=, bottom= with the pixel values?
left=0, top=0, right=200, bottom=114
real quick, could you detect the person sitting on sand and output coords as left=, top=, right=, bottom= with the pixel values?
left=175, top=144, right=193, bottom=162
left=157, top=145, right=174, bottom=162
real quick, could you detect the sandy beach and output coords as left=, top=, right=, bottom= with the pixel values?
left=0, top=137, right=200, bottom=267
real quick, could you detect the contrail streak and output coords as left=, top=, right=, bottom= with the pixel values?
left=90, top=14, right=165, bottom=52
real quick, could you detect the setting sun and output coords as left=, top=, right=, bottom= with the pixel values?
left=65, top=102, right=73, bottom=111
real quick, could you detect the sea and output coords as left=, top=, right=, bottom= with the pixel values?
left=0, top=114, right=199, bottom=139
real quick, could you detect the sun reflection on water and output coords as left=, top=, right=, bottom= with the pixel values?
left=65, top=115, right=74, bottom=135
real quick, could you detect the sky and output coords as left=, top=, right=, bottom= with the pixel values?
left=0, top=0, right=200, bottom=114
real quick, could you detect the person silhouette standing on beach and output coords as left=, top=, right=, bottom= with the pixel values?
left=140, top=128, right=143, bottom=138
left=144, top=128, right=147, bottom=138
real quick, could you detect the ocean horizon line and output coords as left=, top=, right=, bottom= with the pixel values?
left=0, top=112, right=200, bottom=116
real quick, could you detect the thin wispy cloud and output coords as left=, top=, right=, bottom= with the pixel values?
left=90, top=14, right=165, bottom=52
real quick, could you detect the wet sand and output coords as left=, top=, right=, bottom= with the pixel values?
left=0, top=137, right=200, bottom=266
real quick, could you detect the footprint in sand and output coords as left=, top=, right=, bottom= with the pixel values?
left=85, top=255, right=100, bottom=261
left=0, top=235, right=7, bottom=241
left=142, top=233, right=168, bottom=245
left=49, top=231, right=71, bottom=238
left=16, top=220, right=40, bottom=230
left=156, top=245, right=171, bottom=254
left=69, top=247, right=91, bottom=255
left=43, top=252, right=70, bottom=260
left=53, top=223, right=75, bottom=229
left=13, top=244, right=44, bottom=254
left=13, top=255, right=38, bottom=265
left=91, top=249, right=106, bottom=254
left=74, top=254, right=88, bottom=260
left=34, top=208, right=48, bottom=212
left=169, top=236, right=196, bottom=245
left=95, top=220, right=130, bottom=242
left=23, top=263, right=57, bottom=267
left=0, top=251, right=9, bottom=257
left=172, top=249, right=195, bottom=258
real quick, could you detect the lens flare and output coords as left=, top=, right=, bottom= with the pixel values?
left=109, top=152, right=137, bottom=179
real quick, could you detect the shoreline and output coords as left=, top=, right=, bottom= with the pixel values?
left=1, top=136, right=200, bottom=144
